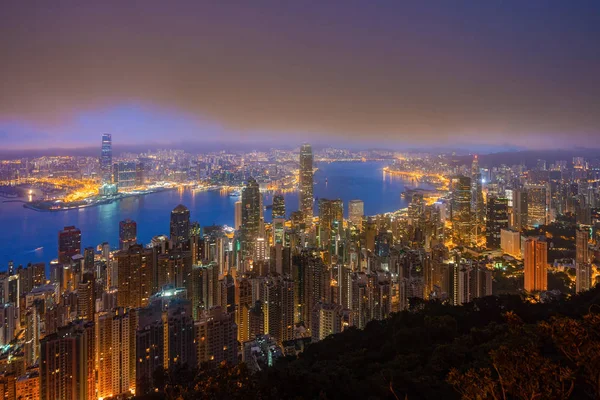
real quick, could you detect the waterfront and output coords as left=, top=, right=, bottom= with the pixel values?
left=0, top=161, right=429, bottom=269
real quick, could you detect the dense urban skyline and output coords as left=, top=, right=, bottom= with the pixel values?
left=2, top=1, right=600, bottom=151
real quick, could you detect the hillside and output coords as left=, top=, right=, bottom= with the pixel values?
left=138, top=288, right=600, bottom=400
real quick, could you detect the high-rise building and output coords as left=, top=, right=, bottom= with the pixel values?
left=299, top=144, right=314, bottom=225
left=311, top=302, right=349, bottom=342
left=170, top=204, right=191, bottom=247
left=195, top=306, right=238, bottom=368
left=471, top=155, right=484, bottom=233
left=119, top=218, right=137, bottom=250
left=524, top=237, right=548, bottom=292
left=576, top=225, right=592, bottom=293
left=450, top=176, right=472, bottom=246
left=17, top=262, right=46, bottom=295
left=485, top=197, right=509, bottom=249
left=500, top=229, right=521, bottom=258
left=525, top=184, right=548, bottom=228
left=512, top=189, right=528, bottom=231
left=115, top=244, right=153, bottom=309
left=241, top=178, right=261, bottom=261
left=100, top=133, right=113, bottom=185
left=16, top=371, right=40, bottom=400
left=318, top=198, right=343, bottom=248
left=58, top=226, right=81, bottom=264
left=115, top=161, right=137, bottom=190
left=348, top=200, right=364, bottom=228
left=40, top=322, right=95, bottom=400
left=272, top=195, right=286, bottom=219
left=234, top=200, right=242, bottom=231
left=96, top=308, right=136, bottom=398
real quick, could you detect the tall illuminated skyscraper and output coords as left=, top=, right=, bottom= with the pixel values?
left=318, top=198, right=343, bottom=248
left=241, top=178, right=261, bottom=261
left=58, top=226, right=82, bottom=264
left=471, top=155, right=484, bottom=229
left=485, top=196, right=509, bottom=249
left=299, top=143, right=314, bottom=225
left=170, top=204, right=191, bottom=247
left=100, top=133, right=112, bottom=185
left=119, top=218, right=137, bottom=250
left=234, top=201, right=242, bottom=230
left=348, top=200, right=364, bottom=228
left=525, top=184, right=548, bottom=228
left=524, top=237, right=548, bottom=292
left=576, top=225, right=592, bottom=293
left=272, top=195, right=286, bottom=219
left=450, top=176, right=472, bottom=246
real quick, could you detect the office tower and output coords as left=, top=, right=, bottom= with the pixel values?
left=576, top=225, right=592, bottom=293
left=0, top=273, right=19, bottom=305
left=58, top=226, right=81, bottom=264
left=195, top=306, right=238, bottom=368
left=450, top=176, right=472, bottom=246
left=471, top=155, right=484, bottom=229
left=115, top=244, right=153, bottom=309
left=525, top=184, right=548, bottom=228
left=299, top=143, right=314, bottom=225
left=318, top=198, right=343, bottom=248
left=500, top=229, right=521, bottom=258
left=40, top=322, right=95, bottom=400
left=170, top=204, right=191, bottom=248
left=241, top=178, right=261, bottom=261
left=348, top=200, right=364, bottom=228
left=220, top=274, right=236, bottom=315
left=96, top=308, right=136, bottom=398
left=115, top=161, right=137, bottom=189
left=234, top=200, right=242, bottom=231
left=485, top=197, right=509, bottom=249
left=524, top=237, right=548, bottom=292
left=236, top=277, right=254, bottom=343
left=100, top=133, right=112, bottom=184
left=119, top=218, right=137, bottom=250
left=260, top=275, right=295, bottom=344
left=272, top=195, right=286, bottom=219
left=512, top=189, right=528, bottom=231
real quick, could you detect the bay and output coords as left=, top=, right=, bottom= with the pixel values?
left=0, top=161, right=423, bottom=270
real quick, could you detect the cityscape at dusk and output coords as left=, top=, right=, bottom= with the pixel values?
left=1, top=2, right=600, bottom=400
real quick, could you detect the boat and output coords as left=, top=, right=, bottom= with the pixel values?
left=228, top=189, right=241, bottom=197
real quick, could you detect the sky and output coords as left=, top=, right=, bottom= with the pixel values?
left=1, top=1, right=599, bottom=152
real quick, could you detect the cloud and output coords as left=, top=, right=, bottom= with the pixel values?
left=1, top=1, right=599, bottom=149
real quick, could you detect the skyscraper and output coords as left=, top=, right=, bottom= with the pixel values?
left=234, top=200, right=242, bottom=231
left=299, top=143, right=314, bottom=225
left=348, top=200, right=364, bottom=228
left=241, top=178, right=261, bottom=261
left=471, top=155, right=484, bottom=234
left=40, top=322, right=95, bottom=400
left=576, top=225, right=592, bottom=293
left=450, top=176, right=472, bottom=246
left=525, top=184, right=548, bottom=228
left=115, top=161, right=137, bottom=190
left=58, top=226, right=81, bottom=264
left=96, top=308, right=136, bottom=398
left=119, top=218, right=137, bottom=250
left=100, top=133, right=112, bottom=185
left=485, top=196, right=509, bottom=249
left=524, top=237, right=548, bottom=292
left=115, top=244, right=153, bottom=309
left=272, top=195, right=286, bottom=219
left=195, top=306, right=238, bottom=367
left=318, top=198, right=343, bottom=248
left=170, top=204, right=191, bottom=247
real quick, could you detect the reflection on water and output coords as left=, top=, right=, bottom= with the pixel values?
left=0, top=161, right=428, bottom=270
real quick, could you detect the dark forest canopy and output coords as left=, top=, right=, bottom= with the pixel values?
left=136, top=287, right=600, bottom=400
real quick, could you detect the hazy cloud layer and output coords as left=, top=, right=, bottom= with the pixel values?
left=1, top=1, right=599, bottom=149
